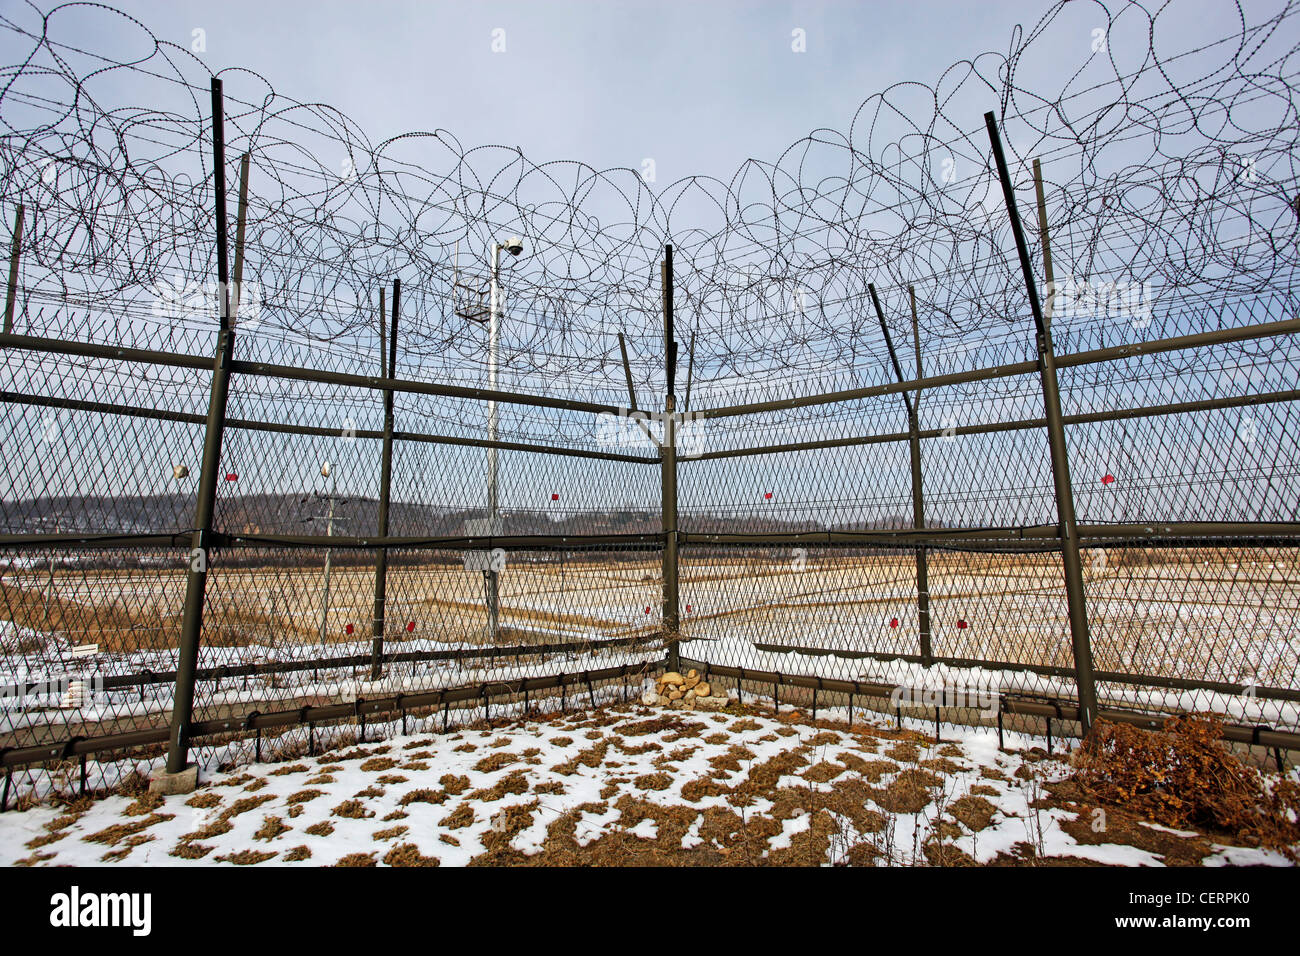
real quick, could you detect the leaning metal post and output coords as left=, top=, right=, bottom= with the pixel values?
left=869, top=283, right=932, bottom=666
left=371, top=279, right=398, bottom=680
left=661, top=244, right=681, bottom=673
left=165, top=78, right=242, bottom=775
left=909, top=286, right=933, bottom=666
left=986, top=113, right=1098, bottom=732
left=4, top=204, right=24, bottom=334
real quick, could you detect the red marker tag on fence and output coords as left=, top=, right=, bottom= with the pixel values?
left=551, top=493, right=559, bottom=501
left=956, top=618, right=969, bottom=629
left=345, top=623, right=354, bottom=635
left=686, top=604, right=692, bottom=613
left=764, top=491, right=773, bottom=500
left=1101, top=473, right=1116, bottom=485
left=224, top=473, right=238, bottom=482
left=406, top=621, right=416, bottom=632
left=644, top=606, right=651, bottom=615
left=889, top=617, right=899, bottom=628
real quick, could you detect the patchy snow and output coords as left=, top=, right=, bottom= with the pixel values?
left=0, top=700, right=1293, bottom=867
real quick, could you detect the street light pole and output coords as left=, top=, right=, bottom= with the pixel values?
left=317, top=462, right=338, bottom=659
left=37, top=513, right=61, bottom=631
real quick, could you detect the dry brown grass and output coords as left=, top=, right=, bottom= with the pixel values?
left=439, top=804, right=475, bottom=829
left=215, top=849, right=277, bottom=865
left=473, top=752, right=519, bottom=774
left=633, top=772, right=673, bottom=791
left=253, top=816, right=290, bottom=841
left=268, top=763, right=309, bottom=776
left=383, top=843, right=440, bottom=866
left=331, top=800, right=374, bottom=819
left=82, top=813, right=174, bottom=847
left=949, top=795, right=998, bottom=831
left=398, top=788, right=446, bottom=807
left=440, top=774, right=471, bottom=794
left=469, top=769, right=529, bottom=801
left=169, top=841, right=214, bottom=859
left=100, top=834, right=155, bottom=862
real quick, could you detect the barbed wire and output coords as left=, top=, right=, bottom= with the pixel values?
left=0, top=0, right=1295, bottom=412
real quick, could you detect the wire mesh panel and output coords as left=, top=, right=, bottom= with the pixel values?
left=0, top=545, right=189, bottom=799
left=192, top=543, right=665, bottom=712
left=1081, top=541, right=1300, bottom=716
left=1, top=0, right=1299, bottom=797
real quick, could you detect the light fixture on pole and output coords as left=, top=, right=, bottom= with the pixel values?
left=483, top=235, right=522, bottom=642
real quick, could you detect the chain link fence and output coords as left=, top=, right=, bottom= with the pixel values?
left=1, top=1, right=1298, bottom=803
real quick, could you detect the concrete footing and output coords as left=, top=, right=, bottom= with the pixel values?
left=148, top=764, right=198, bottom=795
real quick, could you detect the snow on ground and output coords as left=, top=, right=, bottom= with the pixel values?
left=1, top=699, right=1294, bottom=867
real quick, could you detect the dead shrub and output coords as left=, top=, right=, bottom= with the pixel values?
left=1072, top=714, right=1300, bottom=859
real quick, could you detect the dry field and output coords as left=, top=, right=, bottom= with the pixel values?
left=2, top=548, right=1296, bottom=681
left=2, top=548, right=1296, bottom=744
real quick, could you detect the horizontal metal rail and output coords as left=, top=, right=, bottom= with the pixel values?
left=746, top=641, right=1300, bottom=704
left=0, top=332, right=652, bottom=418
left=0, top=661, right=654, bottom=769
left=677, top=522, right=1300, bottom=550
left=687, top=386, right=1300, bottom=462
left=0, top=530, right=668, bottom=551
left=5, top=652, right=1296, bottom=772
left=5, top=522, right=1298, bottom=553
left=695, top=317, right=1300, bottom=420
left=683, top=659, right=1300, bottom=752
left=7, top=319, right=1296, bottom=428
left=0, top=388, right=658, bottom=463
left=2, top=632, right=664, bottom=697
left=220, top=531, right=667, bottom=551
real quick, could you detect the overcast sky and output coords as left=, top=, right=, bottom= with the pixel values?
left=88, top=0, right=1246, bottom=185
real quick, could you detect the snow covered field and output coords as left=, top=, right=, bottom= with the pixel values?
left=1, top=699, right=1294, bottom=867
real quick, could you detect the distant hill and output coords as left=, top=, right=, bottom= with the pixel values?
left=2, top=494, right=921, bottom=539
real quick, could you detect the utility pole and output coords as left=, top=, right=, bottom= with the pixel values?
left=486, top=241, right=502, bottom=642
left=481, top=235, right=522, bottom=642
left=35, top=512, right=63, bottom=631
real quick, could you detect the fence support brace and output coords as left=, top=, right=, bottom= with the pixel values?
left=165, top=80, right=246, bottom=777
left=4, top=204, right=24, bottom=334
left=371, top=279, right=399, bottom=680
left=870, top=282, right=933, bottom=667
left=661, top=244, right=681, bottom=672
left=986, top=113, right=1097, bottom=732
left=909, top=287, right=933, bottom=665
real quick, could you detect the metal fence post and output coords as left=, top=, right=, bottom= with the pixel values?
left=165, top=78, right=241, bottom=774
left=869, top=283, right=932, bottom=666
left=370, top=279, right=398, bottom=680
left=4, top=203, right=24, bottom=334
left=661, top=244, right=681, bottom=673
left=986, top=113, right=1098, bottom=732
left=909, top=286, right=933, bottom=666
